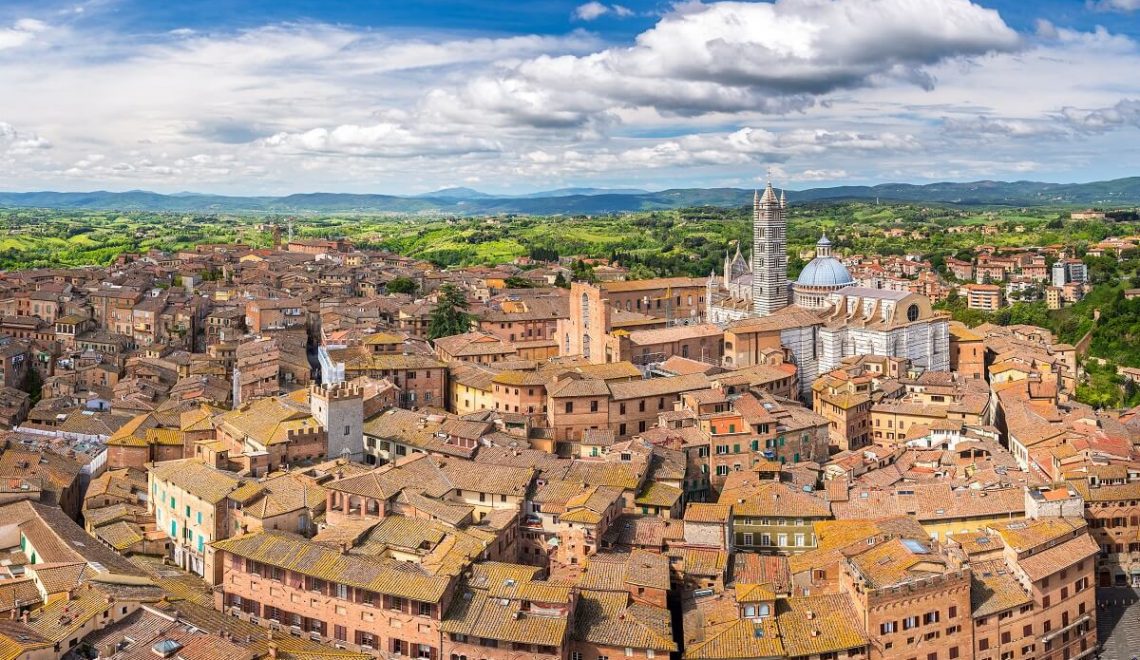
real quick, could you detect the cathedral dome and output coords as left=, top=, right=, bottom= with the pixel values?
left=797, top=257, right=854, bottom=288
left=796, top=234, right=854, bottom=289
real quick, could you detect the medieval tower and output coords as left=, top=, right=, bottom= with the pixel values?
left=310, top=382, right=364, bottom=460
left=750, top=181, right=788, bottom=316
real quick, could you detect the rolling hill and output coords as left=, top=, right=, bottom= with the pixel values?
left=2, top=177, right=1139, bottom=214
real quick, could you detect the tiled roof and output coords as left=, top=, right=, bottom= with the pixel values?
left=847, top=537, right=952, bottom=589
left=683, top=592, right=783, bottom=659
left=685, top=503, right=731, bottom=523
left=635, top=481, right=683, bottom=508
left=212, top=530, right=453, bottom=602
left=228, top=472, right=326, bottom=519
left=777, top=594, right=867, bottom=657
left=1016, top=533, right=1099, bottom=582
left=992, top=517, right=1085, bottom=553
left=720, top=481, right=830, bottom=519
left=93, top=521, right=145, bottom=551
left=25, top=561, right=87, bottom=595
left=574, top=589, right=676, bottom=651
left=215, top=397, right=320, bottom=448
left=440, top=589, right=568, bottom=647
left=971, top=559, right=1032, bottom=617
left=149, top=459, right=242, bottom=504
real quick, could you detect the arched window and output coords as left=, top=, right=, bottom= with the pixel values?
left=907, top=304, right=920, bottom=322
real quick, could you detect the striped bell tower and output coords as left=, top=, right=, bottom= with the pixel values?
left=751, top=180, right=788, bottom=316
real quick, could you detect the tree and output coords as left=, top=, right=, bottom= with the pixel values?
left=554, top=272, right=568, bottom=288
left=386, top=276, right=418, bottom=295
left=428, top=284, right=473, bottom=340
left=571, top=259, right=597, bottom=283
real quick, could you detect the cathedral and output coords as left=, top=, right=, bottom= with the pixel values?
left=706, top=181, right=950, bottom=399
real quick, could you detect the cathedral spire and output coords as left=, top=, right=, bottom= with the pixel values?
left=759, top=180, right=778, bottom=205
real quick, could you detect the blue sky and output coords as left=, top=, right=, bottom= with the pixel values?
left=0, top=0, right=1139, bottom=195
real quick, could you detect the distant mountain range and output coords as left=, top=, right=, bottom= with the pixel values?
left=2, top=178, right=1139, bottom=214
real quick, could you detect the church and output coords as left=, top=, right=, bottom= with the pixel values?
left=706, top=181, right=950, bottom=399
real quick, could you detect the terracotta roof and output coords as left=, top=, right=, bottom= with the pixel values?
left=149, top=459, right=242, bottom=504
left=777, top=594, right=867, bottom=656
left=1016, top=533, right=1099, bottom=582
left=574, top=589, right=676, bottom=651
left=212, top=530, right=453, bottom=602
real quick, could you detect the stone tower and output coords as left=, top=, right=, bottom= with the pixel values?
left=310, top=382, right=363, bottom=460
left=751, top=181, right=788, bottom=316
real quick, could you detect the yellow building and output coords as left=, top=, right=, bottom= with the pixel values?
left=449, top=362, right=496, bottom=415
left=148, top=458, right=241, bottom=581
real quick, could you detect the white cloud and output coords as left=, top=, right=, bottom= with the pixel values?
left=0, top=2, right=1137, bottom=193
left=431, top=0, right=1021, bottom=131
left=941, top=115, right=1066, bottom=138
left=261, top=122, right=501, bottom=157
left=797, top=169, right=848, bottom=181
left=1090, top=0, right=1140, bottom=12
left=0, top=18, right=48, bottom=50
left=0, top=122, right=50, bottom=154
left=574, top=2, right=633, bottom=20
left=1060, top=99, right=1140, bottom=133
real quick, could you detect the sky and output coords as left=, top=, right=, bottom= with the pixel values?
left=1, top=0, right=1140, bottom=195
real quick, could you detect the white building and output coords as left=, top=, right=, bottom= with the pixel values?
left=708, top=179, right=949, bottom=401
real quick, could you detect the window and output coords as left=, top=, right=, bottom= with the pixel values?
left=881, top=621, right=896, bottom=634
left=903, top=616, right=918, bottom=630
left=571, top=654, right=583, bottom=660
left=590, top=400, right=598, bottom=413
left=565, top=402, right=573, bottom=414
left=923, top=611, right=939, bottom=624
